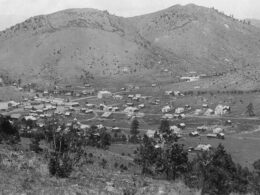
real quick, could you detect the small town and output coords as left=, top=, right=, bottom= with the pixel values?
left=1, top=0, right=260, bottom=194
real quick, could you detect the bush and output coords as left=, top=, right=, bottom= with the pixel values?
left=100, top=158, right=107, bottom=169
left=0, top=116, right=20, bottom=144
left=48, top=152, right=73, bottom=178
left=30, top=136, right=42, bottom=153
left=88, top=153, right=93, bottom=158
left=120, top=164, right=128, bottom=171
left=114, top=162, right=119, bottom=168
left=186, top=144, right=252, bottom=195
left=156, top=143, right=189, bottom=180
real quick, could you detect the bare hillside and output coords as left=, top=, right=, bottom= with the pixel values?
left=0, top=4, right=260, bottom=88
left=130, top=4, right=260, bottom=74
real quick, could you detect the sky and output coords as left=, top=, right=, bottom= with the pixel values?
left=0, top=0, right=259, bottom=30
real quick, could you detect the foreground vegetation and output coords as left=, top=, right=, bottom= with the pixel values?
left=1, top=115, right=260, bottom=194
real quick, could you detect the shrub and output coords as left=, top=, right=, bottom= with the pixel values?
left=30, top=136, right=42, bottom=153
left=100, top=158, right=107, bottom=169
left=88, top=153, right=93, bottom=158
left=120, top=164, right=128, bottom=171
left=156, top=143, right=189, bottom=180
left=0, top=116, right=20, bottom=144
left=187, top=144, right=252, bottom=195
left=114, top=162, right=118, bottom=168
left=48, top=152, right=73, bottom=178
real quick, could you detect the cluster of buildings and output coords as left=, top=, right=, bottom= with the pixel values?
left=0, top=101, right=20, bottom=111
left=194, top=104, right=231, bottom=116
left=0, top=95, right=82, bottom=123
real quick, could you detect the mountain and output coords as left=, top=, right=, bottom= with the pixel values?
left=1, top=4, right=260, bottom=88
left=130, top=4, right=260, bottom=73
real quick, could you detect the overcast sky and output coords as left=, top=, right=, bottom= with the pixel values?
left=0, top=0, right=259, bottom=30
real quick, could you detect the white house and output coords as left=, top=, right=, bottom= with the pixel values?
left=194, top=109, right=202, bottom=115
left=24, top=116, right=37, bottom=121
left=215, top=105, right=230, bottom=116
left=202, top=104, right=208, bottom=108
left=197, top=126, right=209, bottom=132
left=124, top=107, right=139, bottom=114
left=173, top=91, right=182, bottom=96
left=135, top=94, right=142, bottom=98
left=213, top=127, right=223, bottom=134
left=178, top=123, right=186, bottom=129
left=175, top=107, right=184, bottom=114
left=146, top=130, right=156, bottom=138
left=112, top=107, right=119, bottom=112
left=97, top=91, right=112, bottom=99
left=86, top=103, right=95, bottom=108
left=195, top=144, right=212, bottom=151
left=113, top=95, right=123, bottom=100
left=138, top=104, right=145, bottom=109
left=180, top=76, right=200, bottom=82
left=52, top=98, right=64, bottom=105
left=101, top=112, right=112, bottom=118
left=204, top=108, right=214, bottom=116
left=0, top=102, right=9, bottom=111
left=126, top=102, right=134, bottom=107
left=65, top=102, right=80, bottom=107
left=128, top=94, right=134, bottom=99
left=97, top=124, right=104, bottom=129
left=162, top=106, right=171, bottom=113
left=190, top=131, right=199, bottom=137
left=170, top=125, right=181, bottom=134
left=80, top=124, right=90, bottom=130
left=65, top=112, right=71, bottom=116
left=8, top=101, right=20, bottom=107
left=162, top=114, right=173, bottom=119
left=165, top=91, right=173, bottom=96
left=85, top=109, right=93, bottom=114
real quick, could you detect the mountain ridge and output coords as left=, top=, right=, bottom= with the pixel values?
left=0, top=4, right=260, bottom=89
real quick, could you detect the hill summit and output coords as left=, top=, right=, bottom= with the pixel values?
left=0, top=4, right=260, bottom=88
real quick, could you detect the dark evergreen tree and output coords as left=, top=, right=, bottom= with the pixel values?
left=130, top=118, right=139, bottom=136
left=159, top=119, right=170, bottom=134
left=157, top=143, right=189, bottom=180
left=0, top=116, right=20, bottom=143
left=134, top=135, right=161, bottom=175
left=194, top=144, right=242, bottom=195
left=246, top=102, right=255, bottom=116
left=99, top=131, right=111, bottom=149
left=130, top=118, right=140, bottom=143
left=30, top=134, right=42, bottom=153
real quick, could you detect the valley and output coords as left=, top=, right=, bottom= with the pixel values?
left=1, top=3, right=260, bottom=194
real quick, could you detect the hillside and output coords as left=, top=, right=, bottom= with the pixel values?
left=0, top=9, right=160, bottom=86
left=247, top=19, right=260, bottom=28
left=0, top=145, right=198, bottom=194
left=1, top=4, right=260, bottom=88
left=130, top=4, right=260, bottom=74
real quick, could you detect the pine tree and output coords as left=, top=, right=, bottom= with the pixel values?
left=99, top=131, right=111, bottom=149
left=159, top=119, right=170, bottom=134
left=130, top=118, right=140, bottom=143
left=134, top=135, right=161, bottom=174
left=130, top=118, right=139, bottom=136
left=30, top=135, right=42, bottom=153
left=158, top=143, right=189, bottom=180
left=246, top=102, right=255, bottom=116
